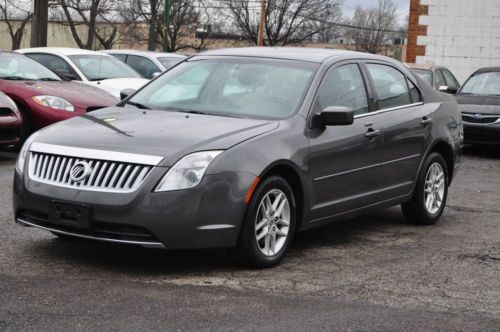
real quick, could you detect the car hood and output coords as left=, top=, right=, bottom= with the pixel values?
left=35, top=107, right=279, bottom=166
left=456, top=94, right=500, bottom=115
left=0, top=80, right=118, bottom=108
left=83, top=78, right=149, bottom=99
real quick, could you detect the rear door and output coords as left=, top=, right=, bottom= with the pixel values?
left=363, top=62, right=433, bottom=199
left=307, top=62, right=389, bottom=220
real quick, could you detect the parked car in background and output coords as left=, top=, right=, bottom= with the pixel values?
left=101, top=50, right=187, bottom=79
left=0, top=51, right=117, bottom=145
left=0, top=91, right=22, bottom=150
left=457, top=67, right=500, bottom=144
left=16, top=48, right=149, bottom=98
left=407, top=63, right=461, bottom=94
left=14, top=48, right=462, bottom=268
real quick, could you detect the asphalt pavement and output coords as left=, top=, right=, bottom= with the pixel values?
left=0, top=146, right=499, bottom=331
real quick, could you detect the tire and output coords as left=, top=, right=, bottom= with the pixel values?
left=402, top=152, right=449, bottom=225
left=234, top=176, right=297, bottom=268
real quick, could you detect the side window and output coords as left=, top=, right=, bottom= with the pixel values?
left=25, top=53, right=80, bottom=80
left=442, top=69, right=459, bottom=88
left=435, top=70, right=446, bottom=89
left=126, top=55, right=160, bottom=79
left=407, top=79, right=422, bottom=103
left=112, top=54, right=127, bottom=62
left=367, top=64, right=412, bottom=109
left=318, top=64, right=368, bottom=115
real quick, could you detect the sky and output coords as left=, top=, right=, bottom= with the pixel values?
left=343, top=0, right=410, bottom=24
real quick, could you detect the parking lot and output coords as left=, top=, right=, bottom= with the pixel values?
left=0, top=146, right=498, bottom=330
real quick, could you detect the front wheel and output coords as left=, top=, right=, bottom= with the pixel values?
left=235, top=176, right=296, bottom=268
left=402, top=152, right=449, bottom=225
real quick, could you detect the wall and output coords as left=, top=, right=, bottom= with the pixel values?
left=407, top=0, right=500, bottom=83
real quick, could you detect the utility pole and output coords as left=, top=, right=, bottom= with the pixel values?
left=257, top=0, right=266, bottom=46
left=30, top=0, right=48, bottom=47
left=163, top=0, right=170, bottom=52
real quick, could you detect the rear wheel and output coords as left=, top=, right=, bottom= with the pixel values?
left=235, top=176, right=296, bottom=268
left=402, top=152, right=449, bottom=225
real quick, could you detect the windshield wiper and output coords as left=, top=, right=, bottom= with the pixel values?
left=90, top=77, right=112, bottom=81
left=178, top=110, right=208, bottom=115
left=125, top=100, right=151, bottom=109
left=38, top=77, right=60, bottom=81
left=0, top=76, right=34, bottom=81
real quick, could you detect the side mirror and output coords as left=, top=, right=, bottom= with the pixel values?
left=52, top=68, right=78, bottom=81
left=319, top=106, right=354, bottom=126
left=152, top=72, right=162, bottom=79
left=438, top=85, right=458, bottom=95
left=120, top=88, right=137, bottom=101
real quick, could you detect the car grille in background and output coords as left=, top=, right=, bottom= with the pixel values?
left=28, top=152, right=153, bottom=192
left=462, top=114, right=500, bottom=124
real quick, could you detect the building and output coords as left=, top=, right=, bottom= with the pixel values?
left=407, top=0, right=500, bottom=83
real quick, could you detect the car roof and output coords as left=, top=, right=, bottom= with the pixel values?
left=102, top=49, right=186, bottom=58
left=198, top=47, right=391, bottom=63
left=17, top=47, right=112, bottom=57
left=405, top=63, right=445, bottom=71
left=473, top=67, right=500, bottom=74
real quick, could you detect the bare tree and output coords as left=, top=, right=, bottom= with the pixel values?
left=314, top=3, right=344, bottom=43
left=53, top=0, right=120, bottom=49
left=120, top=0, right=212, bottom=51
left=0, top=0, right=33, bottom=50
left=347, top=0, right=398, bottom=54
left=225, top=0, right=343, bottom=46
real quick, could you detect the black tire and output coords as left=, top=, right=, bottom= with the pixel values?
left=402, top=152, right=449, bottom=225
left=234, top=176, right=297, bottom=268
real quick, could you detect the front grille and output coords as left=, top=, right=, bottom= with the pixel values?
left=28, top=152, right=153, bottom=192
left=462, top=114, right=500, bottom=124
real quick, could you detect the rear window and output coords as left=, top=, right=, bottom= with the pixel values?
left=411, top=68, right=433, bottom=86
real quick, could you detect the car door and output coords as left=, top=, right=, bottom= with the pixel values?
left=363, top=62, right=433, bottom=199
left=307, top=62, right=389, bottom=221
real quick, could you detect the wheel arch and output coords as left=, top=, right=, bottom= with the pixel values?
left=424, top=139, right=455, bottom=184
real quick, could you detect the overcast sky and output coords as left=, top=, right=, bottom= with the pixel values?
left=343, top=0, right=409, bottom=24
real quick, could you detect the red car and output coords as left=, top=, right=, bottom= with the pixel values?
left=0, top=91, right=22, bottom=149
left=0, top=51, right=118, bottom=147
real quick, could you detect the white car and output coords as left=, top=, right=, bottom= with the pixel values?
left=101, top=50, right=187, bottom=79
left=16, top=48, right=149, bottom=98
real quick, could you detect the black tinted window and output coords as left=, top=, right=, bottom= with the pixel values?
left=367, top=64, right=411, bottom=109
left=126, top=55, right=160, bottom=79
left=112, top=54, right=127, bottom=62
left=26, top=53, right=80, bottom=80
left=318, top=64, right=368, bottom=115
left=407, top=79, right=422, bottom=103
left=442, top=69, right=459, bottom=88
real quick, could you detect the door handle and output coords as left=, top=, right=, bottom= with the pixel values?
left=420, top=117, right=433, bottom=126
left=364, top=129, right=381, bottom=139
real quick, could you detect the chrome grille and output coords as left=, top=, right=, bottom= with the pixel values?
left=28, top=152, right=153, bottom=193
left=462, top=114, right=500, bottom=124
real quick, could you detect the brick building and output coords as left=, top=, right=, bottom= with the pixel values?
left=406, top=0, right=500, bottom=83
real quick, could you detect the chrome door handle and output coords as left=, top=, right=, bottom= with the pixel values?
left=364, top=129, right=381, bottom=139
left=420, top=117, right=433, bottom=126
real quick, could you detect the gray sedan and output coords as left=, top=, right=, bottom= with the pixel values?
left=13, top=48, right=462, bottom=268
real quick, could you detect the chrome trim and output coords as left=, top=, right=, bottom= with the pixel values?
left=461, top=113, right=500, bottom=125
left=30, top=142, right=164, bottom=166
left=16, top=218, right=166, bottom=249
left=354, top=102, right=424, bottom=119
left=314, top=154, right=421, bottom=182
left=197, top=224, right=236, bottom=230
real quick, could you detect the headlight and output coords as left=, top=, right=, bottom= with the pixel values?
left=155, top=151, right=223, bottom=192
left=16, top=132, right=39, bottom=174
left=32, top=95, right=74, bottom=112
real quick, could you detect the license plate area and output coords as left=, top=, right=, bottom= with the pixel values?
left=49, top=201, right=90, bottom=229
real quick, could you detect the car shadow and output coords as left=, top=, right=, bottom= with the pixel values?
left=462, top=144, right=500, bottom=159
left=25, top=207, right=415, bottom=275
left=0, top=151, right=18, bottom=161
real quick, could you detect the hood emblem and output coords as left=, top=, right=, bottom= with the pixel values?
left=474, top=114, right=484, bottom=119
left=69, top=161, right=92, bottom=183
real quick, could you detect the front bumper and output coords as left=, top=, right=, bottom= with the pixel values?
left=13, top=169, right=255, bottom=249
left=463, top=122, right=500, bottom=144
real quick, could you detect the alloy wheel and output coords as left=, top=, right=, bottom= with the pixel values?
left=424, top=162, right=446, bottom=215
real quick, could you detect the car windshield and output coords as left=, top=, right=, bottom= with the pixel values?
left=128, top=58, right=318, bottom=119
left=0, top=54, right=61, bottom=81
left=411, top=68, right=433, bottom=86
left=68, top=54, right=142, bottom=81
left=157, top=57, right=185, bottom=70
left=461, top=72, right=500, bottom=96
